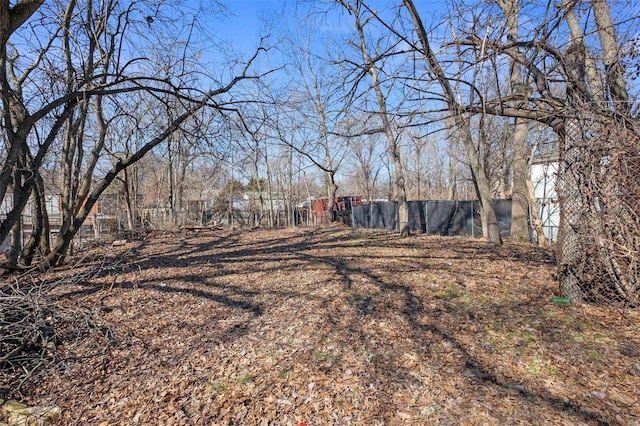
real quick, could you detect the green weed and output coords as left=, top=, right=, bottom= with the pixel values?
left=521, top=331, right=537, bottom=344
left=313, top=349, right=336, bottom=363
left=526, top=357, right=556, bottom=376
left=235, top=373, right=253, bottom=386
left=588, top=349, right=605, bottom=359
left=435, top=284, right=460, bottom=300
left=208, top=379, right=226, bottom=393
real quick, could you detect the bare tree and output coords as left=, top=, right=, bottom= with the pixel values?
left=279, top=23, right=355, bottom=224
left=336, top=0, right=411, bottom=236
left=0, top=1, right=268, bottom=268
left=401, top=0, right=502, bottom=243
left=427, top=0, right=636, bottom=301
left=493, top=0, right=532, bottom=243
left=349, top=133, right=383, bottom=203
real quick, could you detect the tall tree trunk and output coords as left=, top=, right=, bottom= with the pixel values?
left=562, top=0, right=605, bottom=103
left=496, top=0, right=530, bottom=242
left=326, top=172, right=338, bottom=223
left=264, top=139, right=275, bottom=228
left=123, top=169, right=135, bottom=231
left=509, top=103, right=532, bottom=243
left=592, top=0, right=629, bottom=112
left=557, top=120, right=586, bottom=301
left=404, top=0, right=501, bottom=244
left=167, top=136, right=175, bottom=225
left=349, top=5, right=410, bottom=236
left=526, top=178, right=548, bottom=247
left=447, top=145, right=457, bottom=200
left=6, top=148, right=27, bottom=266
left=287, top=145, right=294, bottom=227
left=21, top=169, right=51, bottom=265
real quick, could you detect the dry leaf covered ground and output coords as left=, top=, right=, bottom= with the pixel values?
left=3, top=226, right=640, bottom=425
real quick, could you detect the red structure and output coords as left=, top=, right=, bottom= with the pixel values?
left=310, top=196, right=363, bottom=225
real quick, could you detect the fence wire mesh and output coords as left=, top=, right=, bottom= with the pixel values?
left=558, top=113, right=640, bottom=306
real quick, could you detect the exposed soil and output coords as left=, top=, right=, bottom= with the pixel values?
left=3, top=226, right=640, bottom=425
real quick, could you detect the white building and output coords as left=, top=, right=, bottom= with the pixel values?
left=531, top=162, right=560, bottom=242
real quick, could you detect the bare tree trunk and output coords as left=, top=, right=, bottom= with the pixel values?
left=7, top=149, right=26, bottom=267
left=167, top=136, right=176, bottom=226
left=288, top=145, right=294, bottom=227
left=592, top=0, right=629, bottom=113
left=562, top=0, right=605, bottom=103
left=495, top=0, right=530, bottom=242
left=21, top=168, right=51, bottom=265
left=447, top=145, right=457, bottom=200
left=326, top=172, right=338, bottom=223
left=526, top=178, right=548, bottom=247
left=264, top=139, right=275, bottom=228
left=346, top=3, right=410, bottom=236
left=404, top=0, right=501, bottom=244
left=123, top=168, right=135, bottom=231
left=7, top=218, right=21, bottom=268
left=557, top=119, right=587, bottom=301
left=510, top=121, right=530, bottom=243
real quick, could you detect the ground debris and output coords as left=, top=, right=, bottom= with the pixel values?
left=2, top=227, right=638, bottom=425
left=1, top=399, right=61, bottom=425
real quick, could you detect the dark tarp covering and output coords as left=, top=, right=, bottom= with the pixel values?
left=425, top=200, right=475, bottom=236
left=493, top=199, right=513, bottom=237
left=352, top=202, right=398, bottom=230
left=352, top=199, right=514, bottom=238
left=408, top=201, right=427, bottom=233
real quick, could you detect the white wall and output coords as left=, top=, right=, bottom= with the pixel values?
left=531, top=162, right=560, bottom=241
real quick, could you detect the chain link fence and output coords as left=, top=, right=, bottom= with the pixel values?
left=558, top=113, right=640, bottom=305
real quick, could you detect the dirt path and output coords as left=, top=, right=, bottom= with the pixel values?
left=6, top=226, right=640, bottom=425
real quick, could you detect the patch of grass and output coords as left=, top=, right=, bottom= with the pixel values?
left=484, top=329, right=506, bottom=350
left=207, top=379, right=226, bottom=393
left=588, top=349, right=605, bottom=359
left=525, top=357, right=557, bottom=376
left=563, top=316, right=590, bottom=328
left=435, top=284, right=461, bottom=300
left=312, top=349, right=336, bottom=363
left=459, top=292, right=474, bottom=305
left=270, top=350, right=284, bottom=359
left=521, top=331, right=537, bottom=344
left=235, top=373, right=253, bottom=386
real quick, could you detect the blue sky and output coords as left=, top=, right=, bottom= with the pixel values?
left=213, top=1, right=294, bottom=55
left=212, top=1, right=451, bottom=58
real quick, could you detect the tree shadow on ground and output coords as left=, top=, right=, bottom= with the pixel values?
left=37, top=227, right=621, bottom=424
left=186, top=227, right=611, bottom=425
